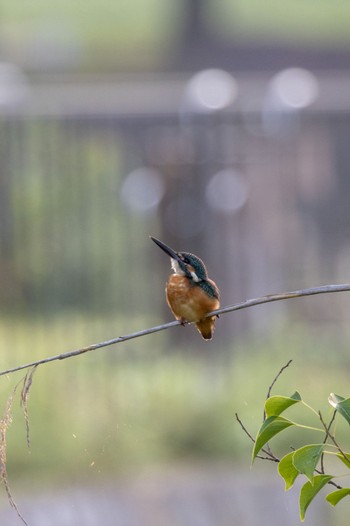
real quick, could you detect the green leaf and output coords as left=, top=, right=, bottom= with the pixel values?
left=336, top=452, right=350, bottom=469
left=328, top=393, right=350, bottom=425
left=252, top=416, right=294, bottom=462
left=278, top=451, right=299, bottom=490
left=292, top=444, right=324, bottom=483
left=300, top=475, right=333, bottom=521
left=329, top=393, right=345, bottom=405
left=326, top=488, right=350, bottom=507
left=265, top=392, right=302, bottom=418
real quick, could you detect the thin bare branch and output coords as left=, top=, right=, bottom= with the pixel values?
left=319, top=410, right=350, bottom=466
left=1, top=283, right=350, bottom=377
left=265, top=359, right=293, bottom=403
left=260, top=359, right=293, bottom=458
left=235, top=413, right=256, bottom=444
left=320, top=409, right=337, bottom=473
left=235, top=413, right=279, bottom=462
left=255, top=454, right=280, bottom=463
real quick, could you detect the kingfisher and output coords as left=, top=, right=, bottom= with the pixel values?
left=150, top=236, right=220, bottom=340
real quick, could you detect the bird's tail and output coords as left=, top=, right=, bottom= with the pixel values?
left=196, top=316, right=216, bottom=340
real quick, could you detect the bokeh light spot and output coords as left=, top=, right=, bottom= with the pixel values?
left=185, top=69, right=238, bottom=111
left=121, top=167, right=165, bottom=215
left=270, top=68, right=319, bottom=109
left=206, top=169, right=248, bottom=214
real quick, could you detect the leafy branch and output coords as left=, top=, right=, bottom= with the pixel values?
left=236, top=361, right=350, bottom=521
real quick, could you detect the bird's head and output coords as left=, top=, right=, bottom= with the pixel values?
left=150, top=236, right=208, bottom=283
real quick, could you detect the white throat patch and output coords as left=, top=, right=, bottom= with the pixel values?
left=171, top=258, right=185, bottom=275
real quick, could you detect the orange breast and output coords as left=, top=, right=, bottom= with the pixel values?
left=166, top=275, right=220, bottom=323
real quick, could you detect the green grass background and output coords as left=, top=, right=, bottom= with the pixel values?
left=2, top=315, right=350, bottom=488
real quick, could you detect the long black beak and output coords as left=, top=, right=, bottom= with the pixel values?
left=150, top=236, right=183, bottom=265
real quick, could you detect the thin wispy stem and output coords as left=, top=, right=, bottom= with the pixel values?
left=263, top=359, right=293, bottom=422
left=0, top=283, right=350, bottom=378
left=235, top=413, right=279, bottom=462
left=319, top=410, right=350, bottom=466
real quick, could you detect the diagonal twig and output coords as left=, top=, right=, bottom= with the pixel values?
left=320, top=409, right=337, bottom=473
left=265, top=359, right=293, bottom=403
left=262, top=359, right=293, bottom=458
left=0, top=283, right=350, bottom=378
left=263, top=359, right=293, bottom=421
left=319, top=410, right=350, bottom=467
left=235, top=413, right=279, bottom=462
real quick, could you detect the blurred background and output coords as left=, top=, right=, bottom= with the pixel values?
left=1, top=1, right=350, bottom=524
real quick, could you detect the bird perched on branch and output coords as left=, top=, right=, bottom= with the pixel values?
left=150, top=236, right=220, bottom=340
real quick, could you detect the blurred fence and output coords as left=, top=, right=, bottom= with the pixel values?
left=1, top=70, right=350, bottom=356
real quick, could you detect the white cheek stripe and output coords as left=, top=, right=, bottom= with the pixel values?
left=190, top=271, right=200, bottom=282
left=171, top=258, right=201, bottom=282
